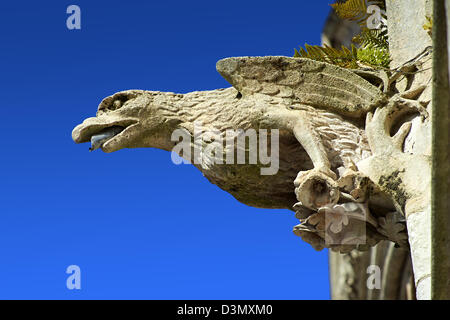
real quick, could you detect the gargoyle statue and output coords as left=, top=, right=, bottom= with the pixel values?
left=72, top=56, right=428, bottom=252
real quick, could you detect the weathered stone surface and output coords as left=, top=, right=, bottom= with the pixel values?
left=327, top=1, right=434, bottom=300
left=73, top=52, right=430, bottom=255
left=386, top=0, right=432, bottom=68
left=73, top=8, right=434, bottom=297
left=407, top=205, right=431, bottom=300
left=385, top=0, right=433, bottom=300
left=73, top=56, right=383, bottom=212
left=321, top=7, right=415, bottom=300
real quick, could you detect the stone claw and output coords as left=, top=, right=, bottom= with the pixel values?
left=366, top=95, right=428, bottom=155
left=293, top=202, right=314, bottom=219
left=337, top=168, right=371, bottom=203
left=392, top=121, right=412, bottom=150
left=294, top=168, right=340, bottom=210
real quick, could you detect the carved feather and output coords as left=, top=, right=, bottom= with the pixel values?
left=216, top=56, right=387, bottom=118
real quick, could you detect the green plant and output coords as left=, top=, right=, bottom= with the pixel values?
left=294, top=44, right=359, bottom=68
left=294, top=0, right=390, bottom=69
left=423, top=15, right=433, bottom=37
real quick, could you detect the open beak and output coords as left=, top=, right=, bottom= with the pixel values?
left=72, top=116, right=138, bottom=153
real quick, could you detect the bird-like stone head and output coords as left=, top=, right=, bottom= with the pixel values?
left=72, top=90, right=181, bottom=153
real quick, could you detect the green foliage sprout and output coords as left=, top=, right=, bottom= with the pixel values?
left=294, top=0, right=390, bottom=69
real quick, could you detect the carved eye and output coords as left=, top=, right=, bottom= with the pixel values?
left=112, top=100, right=122, bottom=110
left=98, top=91, right=140, bottom=113
left=106, top=99, right=125, bottom=111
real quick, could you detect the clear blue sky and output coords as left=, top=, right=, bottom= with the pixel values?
left=0, top=1, right=332, bottom=299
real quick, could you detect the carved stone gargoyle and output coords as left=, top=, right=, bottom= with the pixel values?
left=72, top=56, right=429, bottom=253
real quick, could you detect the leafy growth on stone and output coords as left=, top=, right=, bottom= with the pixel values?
left=331, top=0, right=371, bottom=24
left=294, top=44, right=359, bottom=68
left=423, top=15, right=433, bottom=37
left=294, top=0, right=390, bottom=69
left=356, top=44, right=390, bottom=68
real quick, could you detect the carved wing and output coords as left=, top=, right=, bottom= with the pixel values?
left=216, top=56, right=387, bottom=118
